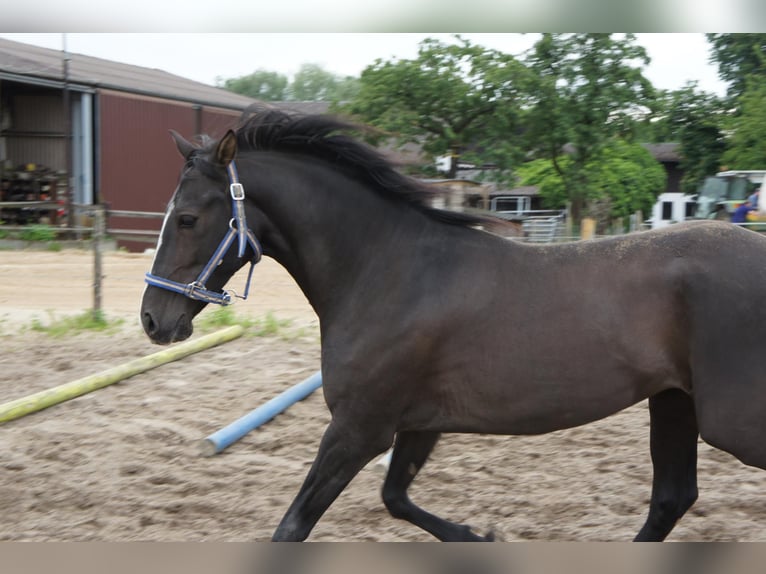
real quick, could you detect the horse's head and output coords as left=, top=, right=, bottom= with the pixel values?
left=141, top=129, right=260, bottom=344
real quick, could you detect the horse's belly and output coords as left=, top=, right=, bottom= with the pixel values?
left=403, top=373, right=649, bottom=436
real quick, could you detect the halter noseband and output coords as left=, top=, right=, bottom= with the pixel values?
left=144, top=162, right=262, bottom=306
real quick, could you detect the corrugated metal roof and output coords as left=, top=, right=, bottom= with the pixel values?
left=0, top=37, right=258, bottom=110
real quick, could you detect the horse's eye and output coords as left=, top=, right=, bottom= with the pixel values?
left=179, top=214, right=197, bottom=228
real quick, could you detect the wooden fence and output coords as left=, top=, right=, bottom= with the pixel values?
left=1, top=202, right=164, bottom=316
left=0, top=202, right=164, bottom=240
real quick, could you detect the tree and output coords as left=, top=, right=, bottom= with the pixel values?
left=341, top=35, right=529, bottom=179
left=217, top=70, right=289, bottom=101
left=331, top=76, right=362, bottom=102
left=705, top=34, right=766, bottom=171
left=517, top=139, right=666, bottom=227
left=288, top=63, right=360, bottom=102
left=721, top=76, right=766, bottom=169
left=706, top=34, right=766, bottom=99
left=218, top=64, right=359, bottom=102
left=522, top=33, right=655, bottom=221
left=641, top=83, right=727, bottom=193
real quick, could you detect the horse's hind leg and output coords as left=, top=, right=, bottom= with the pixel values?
left=272, top=418, right=391, bottom=541
left=382, top=430, right=493, bottom=541
left=635, top=388, right=699, bottom=541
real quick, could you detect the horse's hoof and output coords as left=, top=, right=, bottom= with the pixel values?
left=465, top=526, right=496, bottom=542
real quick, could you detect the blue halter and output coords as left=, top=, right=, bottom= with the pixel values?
left=144, top=162, right=262, bottom=306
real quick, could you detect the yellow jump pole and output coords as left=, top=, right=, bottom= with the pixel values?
left=0, top=325, right=245, bottom=424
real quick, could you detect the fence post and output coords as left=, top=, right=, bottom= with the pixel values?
left=92, top=204, right=106, bottom=318
left=580, top=217, right=596, bottom=240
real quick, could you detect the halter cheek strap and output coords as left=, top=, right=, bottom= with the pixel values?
left=144, top=162, right=262, bottom=306
left=228, top=162, right=250, bottom=259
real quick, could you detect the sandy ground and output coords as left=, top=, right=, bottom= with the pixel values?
left=1, top=248, right=766, bottom=542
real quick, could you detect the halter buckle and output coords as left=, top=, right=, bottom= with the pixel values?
left=230, top=183, right=245, bottom=201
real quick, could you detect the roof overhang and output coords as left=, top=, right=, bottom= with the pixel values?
left=0, top=70, right=94, bottom=93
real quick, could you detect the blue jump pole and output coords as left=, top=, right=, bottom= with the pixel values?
left=199, top=370, right=322, bottom=456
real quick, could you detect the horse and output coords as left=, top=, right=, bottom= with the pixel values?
left=141, top=107, right=766, bottom=542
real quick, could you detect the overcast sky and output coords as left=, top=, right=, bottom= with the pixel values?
left=0, top=33, right=728, bottom=96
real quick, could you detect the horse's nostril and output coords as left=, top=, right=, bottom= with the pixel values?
left=142, top=312, right=157, bottom=336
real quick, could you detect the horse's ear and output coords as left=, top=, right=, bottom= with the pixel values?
left=169, top=129, right=196, bottom=159
left=215, top=130, right=237, bottom=166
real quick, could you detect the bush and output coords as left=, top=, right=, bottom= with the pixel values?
left=19, top=224, right=58, bottom=242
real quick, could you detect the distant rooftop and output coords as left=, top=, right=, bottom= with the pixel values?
left=641, top=142, right=681, bottom=163
left=0, top=37, right=258, bottom=110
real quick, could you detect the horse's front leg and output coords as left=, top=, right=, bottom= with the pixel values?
left=272, top=417, right=392, bottom=541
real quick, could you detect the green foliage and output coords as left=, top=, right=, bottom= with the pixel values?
left=0, top=224, right=62, bottom=246
left=196, top=306, right=247, bottom=330
left=30, top=310, right=124, bottom=337
left=638, top=83, right=721, bottom=141
left=591, top=141, right=667, bottom=218
left=522, top=33, right=655, bottom=220
left=341, top=35, right=528, bottom=179
left=216, top=35, right=753, bottom=223
left=218, top=64, right=359, bottom=103
left=702, top=34, right=766, bottom=179
left=518, top=139, right=665, bottom=220
left=721, top=76, right=766, bottom=169
left=196, top=307, right=307, bottom=340
left=19, top=224, right=57, bottom=242
left=217, top=69, right=289, bottom=101
left=706, top=34, right=766, bottom=99
left=250, top=312, right=295, bottom=338
left=515, top=157, right=569, bottom=208
left=289, top=63, right=360, bottom=102
left=330, top=76, right=362, bottom=102
left=639, top=83, right=728, bottom=193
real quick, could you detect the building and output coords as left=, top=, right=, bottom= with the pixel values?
left=0, top=37, right=258, bottom=248
left=648, top=192, right=697, bottom=229
left=642, top=143, right=682, bottom=195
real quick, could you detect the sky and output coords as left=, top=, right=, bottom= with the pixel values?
left=0, top=33, right=729, bottom=97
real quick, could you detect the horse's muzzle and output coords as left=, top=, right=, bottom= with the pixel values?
left=141, top=311, right=193, bottom=344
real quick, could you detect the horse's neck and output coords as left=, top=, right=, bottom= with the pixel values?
left=245, top=157, right=425, bottom=318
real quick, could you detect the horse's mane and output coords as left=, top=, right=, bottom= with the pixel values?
left=229, top=106, right=492, bottom=228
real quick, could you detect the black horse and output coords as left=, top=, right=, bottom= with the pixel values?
left=141, top=108, right=766, bottom=541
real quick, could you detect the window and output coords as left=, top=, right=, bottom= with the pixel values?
left=661, top=202, right=673, bottom=220
left=490, top=196, right=530, bottom=214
